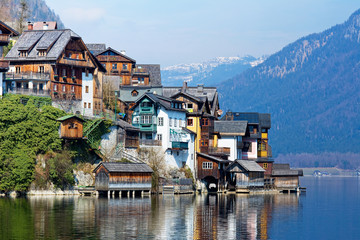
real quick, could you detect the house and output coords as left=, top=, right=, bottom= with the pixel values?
left=221, top=112, right=273, bottom=177
left=93, top=162, right=153, bottom=195
left=196, top=152, right=230, bottom=191
left=272, top=164, right=303, bottom=191
left=226, top=160, right=265, bottom=192
left=57, top=115, right=85, bottom=139
left=30, top=21, right=58, bottom=30
left=0, top=20, right=19, bottom=96
left=214, top=121, right=247, bottom=160
left=130, top=93, right=196, bottom=173
left=4, top=27, right=106, bottom=115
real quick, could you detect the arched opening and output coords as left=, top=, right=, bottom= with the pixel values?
left=203, top=176, right=218, bottom=192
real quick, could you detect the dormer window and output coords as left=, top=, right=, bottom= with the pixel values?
left=38, top=50, right=46, bottom=57
left=19, top=51, right=27, bottom=57
left=131, top=90, right=138, bottom=97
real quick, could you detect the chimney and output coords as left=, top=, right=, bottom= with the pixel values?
left=43, top=22, right=48, bottom=30
left=197, top=84, right=204, bottom=93
left=120, top=50, right=126, bottom=55
left=27, top=22, right=33, bottom=30
left=181, top=81, right=187, bottom=92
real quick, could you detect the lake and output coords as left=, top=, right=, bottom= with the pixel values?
left=0, top=177, right=359, bottom=239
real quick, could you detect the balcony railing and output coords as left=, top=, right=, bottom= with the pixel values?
left=0, top=60, right=9, bottom=69
left=208, top=147, right=231, bottom=155
left=139, top=139, right=162, bottom=146
left=7, top=88, right=51, bottom=97
left=0, top=34, right=10, bottom=44
left=6, top=72, right=51, bottom=81
left=125, top=137, right=139, bottom=148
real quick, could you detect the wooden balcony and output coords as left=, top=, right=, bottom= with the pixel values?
left=0, top=34, right=9, bottom=45
left=59, top=57, right=94, bottom=68
left=139, top=139, right=162, bottom=146
left=208, top=147, right=230, bottom=155
left=6, top=72, right=50, bottom=81
left=125, top=137, right=139, bottom=148
left=0, top=59, right=9, bottom=70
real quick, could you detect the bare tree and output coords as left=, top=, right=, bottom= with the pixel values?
left=17, top=0, right=28, bottom=34
left=0, top=0, right=12, bottom=22
left=102, top=79, right=116, bottom=111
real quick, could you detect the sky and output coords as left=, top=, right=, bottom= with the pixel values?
left=45, top=0, right=359, bottom=67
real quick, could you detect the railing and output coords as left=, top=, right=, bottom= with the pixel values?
left=0, top=60, right=9, bottom=69
left=0, top=34, right=9, bottom=43
left=7, top=88, right=51, bottom=97
left=6, top=72, right=51, bottom=81
left=139, top=139, right=162, bottom=146
left=125, top=137, right=139, bottom=148
left=208, top=147, right=231, bottom=155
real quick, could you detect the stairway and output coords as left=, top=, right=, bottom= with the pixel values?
left=110, top=144, right=144, bottom=163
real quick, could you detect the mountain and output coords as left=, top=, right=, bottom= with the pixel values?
left=0, top=0, right=65, bottom=29
left=161, top=55, right=265, bottom=86
left=218, top=9, right=360, bottom=161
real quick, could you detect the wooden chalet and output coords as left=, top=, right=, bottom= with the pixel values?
left=272, top=164, right=303, bottom=192
left=226, top=160, right=265, bottom=192
left=57, top=115, right=85, bottom=139
left=4, top=28, right=105, bottom=114
left=93, top=162, right=153, bottom=196
left=196, top=152, right=230, bottom=191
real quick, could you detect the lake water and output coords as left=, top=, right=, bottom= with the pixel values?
left=0, top=177, right=359, bottom=240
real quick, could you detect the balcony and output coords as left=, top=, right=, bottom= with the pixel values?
left=172, top=142, right=188, bottom=149
left=0, top=34, right=10, bottom=45
left=140, top=139, right=162, bottom=146
left=125, top=136, right=139, bottom=148
left=132, top=68, right=149, bottom=76
left=7, top=88, right=51, bottom=97
left=139, top=123, right=157, bottom=132
left=6, top=72, right=50, bottom=81
left=59, top=57, right=93, bottom=68
left=208, top=147, right=230, bottom=156
left=0, top=59, right=9, bottom=70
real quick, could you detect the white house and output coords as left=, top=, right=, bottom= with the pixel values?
left=81, top=71, right=93, bottom=117
left=131, top=93, right=196, bottom=173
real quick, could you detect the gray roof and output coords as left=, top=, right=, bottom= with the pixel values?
left=227, top=160, right=265, bottom=172
left=97, top=47, right=136, bottom=62
left=163, top=85, right=218, bottom=104
left=132, top=93, right=186, bottom=112
left=197, top=152, right=231, bottom=163
left=136, top=64, right=162, bottom=86
left=115, top=119, right=139, bottom=131
left=119, top=86, right=163, bottom=103
left=0, top=20, right=19, bottom=36
left=272, top=164, right=303, bottom=176
left=214, top=121, right=247, bottom=136
left=86, top=43, right=106, bottom=56
left=222, top=112, right=271, bottom=129
left=5, top=29, right=81, bottom=61
left=94, top=162, right=153, bottom=173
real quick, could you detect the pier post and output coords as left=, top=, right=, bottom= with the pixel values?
left=127, top=191, right=130, bottom=198
left=112, top=191, right=115, bottom=198
left=132, top=191, right=135, bottom=198
left=119, top=191, right=122, bottom=198
left=107, top=191, right=110, bottom=198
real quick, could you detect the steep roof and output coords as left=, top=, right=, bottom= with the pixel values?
left=226, top=160, right=265, bottom=172
left=94, top=162, right=153, bottom=173
left=131, top=92, right=187, bottom=112
left=86, top=43, right=106, bottom=56
left=0, top=20, right=19, bottom=36
left=136, top=64, right=162, bottom=86
left=96, top=47, right=136, bottom=63
left=118, top=86, right=163, bottom=103
left=115, top=119, right=140, bottom=131
left=5, top=29, right=81, bottom=61
left=197, top=152, right=231, bottom=163
left=214, top=121, right=247, bottom=136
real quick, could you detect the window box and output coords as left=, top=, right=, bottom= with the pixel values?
left=54, top=75, right=58, bottom=80
left=62, top=76, right=67, bottom=80
left=71, top=76, right=76, bottom=80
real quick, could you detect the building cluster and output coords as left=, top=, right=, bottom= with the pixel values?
left=0, top=21, right=302, bottom=193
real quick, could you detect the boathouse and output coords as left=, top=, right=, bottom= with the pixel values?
left=226, top=160, right=265, bottom=192
left=93, top=162, right=153, bottom=197
left=272, top=164, right=303, bottom=192
left=57, top=115, right=85, bottom=139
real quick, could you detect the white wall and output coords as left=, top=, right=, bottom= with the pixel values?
left=241, top=138, right=258, bottom=159
left=0, top=73, right=3, bottom=96
left=82, top=72, right=93, bottom=117
left=218, top=136, right=237, bottom=161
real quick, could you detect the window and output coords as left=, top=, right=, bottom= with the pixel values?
left=16, top=67, right=21, bottom=73
left=54, top=84, right=57, bottom=91
left=200, top=139, right=208, bottom=146
left=62, top=69, right=66, bottom=76
left=72, top=69, right=75, bottom=77
left=263, top=163, right=268, bottom=169
left=141, top=115, right=152, bottom=124
left=201, top=118, right=209, bottom=126
left=62, top=85, right=66, bottom=92
left=157, top=134, right=162, bottom=141
left=54, top=67, right=58, bottom=75
left=187, top=118, right=193, bottom=126
left=85, top=69, right=89, bottom=77
left=191, top=154, right=193, bottom=160
left=131, top=90, right=138, bottom=97
left=179, top=119, right=182, bottom=127
left=158, top=117, right=164, bottom=126
left=123, top=63, right=128, bottom=70
left=141, top=102, right=152, bottom=108
left=112, top=63, right=117, bottom=70
left=88, top=103, right=91, bottom=108
left=202, top=162, right=213, bottom=169
left=169, top=117, right=172, bottom=127
left=187, top=103, right=193, bottom=109
left=84, top=102, right=87, bottom=108
left=71, top=86, right=75, bottom=92
left=177, top=151, right=179, bottom=156
left=68, top=123, right=77, bottom=129
left=39, top=66, right=45, bottom=73
left=133, top=116, right=139, bottom=124
left=174, top=118, right=177, bottom=127
left=242, top=142, right=252, bottom=152
left=85, top=86, right=89, bottom=93
left=139, top=77, right=144, bottom=84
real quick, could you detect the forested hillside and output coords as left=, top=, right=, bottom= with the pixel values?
left=218, top=9, right=360, bottom=164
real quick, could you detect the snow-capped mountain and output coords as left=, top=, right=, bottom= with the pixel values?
left=161, top=55, right=265, bottom=86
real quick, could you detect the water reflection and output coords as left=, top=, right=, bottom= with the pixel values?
left=0, top=193, right=300, bottom=239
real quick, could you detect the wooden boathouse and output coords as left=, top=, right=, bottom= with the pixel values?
left=93, top=162, right=153, bottom=197
left=272, top=164, right=303, bottom=192
left=226, top=160, right=265, bottom=192
left=57, top=115, right=85, bottom=139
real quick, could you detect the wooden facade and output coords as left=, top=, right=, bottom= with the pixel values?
left=197, top=152, right=229, bottom=180
left=226, top=160, right=265, bottom=190
left=57, top=115, right=85, bottom=139
left=93, top=162, right=153, bottom=191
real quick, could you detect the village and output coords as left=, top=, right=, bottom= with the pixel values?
left=0, top=20, right=303, bottom=197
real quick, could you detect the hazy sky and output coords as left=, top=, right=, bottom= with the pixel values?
left=45, top=0, right=359, bottom=67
